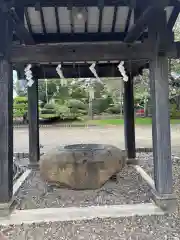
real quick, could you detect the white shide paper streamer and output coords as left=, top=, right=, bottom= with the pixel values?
left=117, top=61, right=128, bottom=82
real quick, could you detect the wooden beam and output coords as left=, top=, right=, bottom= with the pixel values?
left=146, top=7, right=174, bottom=54
left=54, top=6, right=60, bottom=33
left=98, top=7, right=103, bottom=32
left=8, top=8, right=34, bottom=44
left=11, top=42, right=155, bottom=63
left=0, top=0, right=34, bottom=44
left=111, top=5, right=118, bottom=32
left=124, top=6, right=156, bottom=43
left=29, top=32, right=129, bottom=43
left=85, top=8, right=88, bottom=32
left=24, top=7, right=33, bottom=34
left=14, top=6, right=34, bottom=45
left=13, top=0, right=174, bottom=7
left=39, top=7, right=46, bottom=34
left=124, top=0, right=171, bottom=44
left=22, top=61, right=146, bottom=79
left=167, top=6, right=180, bottom=30
left=13, top=0, right=130, bottom=7
left=11, top=41, right=180, bottom=63
left=158, top=9, right=174, bottom=52
left=124, top=8, right=132, bottom=34
left=69, top=8, right=74, bottom=34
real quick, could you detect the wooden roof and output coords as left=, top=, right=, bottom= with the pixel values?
left=7, top=0, right=180, bottom=77
left=11, top=0, right=179, bottom=44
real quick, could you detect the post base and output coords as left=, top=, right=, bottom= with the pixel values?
left=151, top=189, right=177, bottom=212
left=28, top=162, right=39, bottom=170
left=126, top=158, right=139, bottom=165
left=0, top=199, right=16, bottom=218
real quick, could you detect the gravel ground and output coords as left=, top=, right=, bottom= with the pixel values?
left=15, top=165, right=151, bottom=210
left=1, top=215, right=180, bottom=239
left=1, top=152, right=180, bottom=239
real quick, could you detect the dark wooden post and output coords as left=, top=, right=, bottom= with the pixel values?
left=148, top=9, right=175, bottom=210
left=150, top=56, right=173, bottom=195
left=0, top=12, right=13, bottom=208
left=124, top=76, right=136, bottom=159
left=28, top=77, right=40, bottom=168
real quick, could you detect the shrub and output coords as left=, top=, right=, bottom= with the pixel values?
left=66, top=99, right=86, bottom=109
left=77, top=109, right=88, bottom=115
left=170, top=104, right=180, bottom=118
left=43, top=103, right=57, bottom=109
left=13, top=109, right=26, bottom=118
left=13, top=103, right=28, bottom=110
left=14, top=96, right=28, bottom=104
left=92, top=98, right=112, bottom=114
left=105, top=104, right=121, bottom=114
left=56, top=105, right=76, bottom=120
left=13, top=96, right=28, bottom=118
left=40, top=109, right=56, bottom=115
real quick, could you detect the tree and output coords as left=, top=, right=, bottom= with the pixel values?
left=171, top=15, right=180, bottom=73
left=14, top=79, right=27, bottom=97
left=38, top=79, right=59, bottom=104
left=134, top=67, right=180, bottom=117
left=13, top=96, right=28, bottom=118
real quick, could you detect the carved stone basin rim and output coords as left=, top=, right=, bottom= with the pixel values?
left=60, top=144, right=105, bottom=151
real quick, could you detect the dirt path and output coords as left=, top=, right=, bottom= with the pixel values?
left=14, top=125, right=180, bottom=154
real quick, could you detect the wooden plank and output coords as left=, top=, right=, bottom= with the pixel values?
left=11, top=42, right=154, bottom=63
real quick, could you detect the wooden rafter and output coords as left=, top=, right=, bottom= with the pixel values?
left=124, top=6, right=156, bottom=43
left=54, top=6, right=60, bottom=33
left=111, top=5, right=118, bottom=32
left=0, top=1, right=34, bottom=44
left=39, top=6, right=46, bottom=34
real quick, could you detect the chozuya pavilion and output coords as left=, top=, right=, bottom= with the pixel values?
left=0, top=0, right=179, bottom=216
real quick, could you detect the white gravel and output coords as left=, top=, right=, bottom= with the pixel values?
left=1, top=152, right=180, bottom=239
left=14, top=165, right=151, bottom=210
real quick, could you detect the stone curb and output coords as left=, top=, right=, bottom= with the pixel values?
left=0, top=203, right=164, bottom=226
left=14, top=152, right=29, bottom=159
left=13, top=124, right=99, bottom=129
left=136, top=147, right=153, bottom=153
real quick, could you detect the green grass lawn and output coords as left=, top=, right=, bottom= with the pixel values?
left=87, top=118, right=180, bottom=126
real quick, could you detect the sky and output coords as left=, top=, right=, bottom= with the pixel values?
left=13, top=70, right=18, bottom=98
